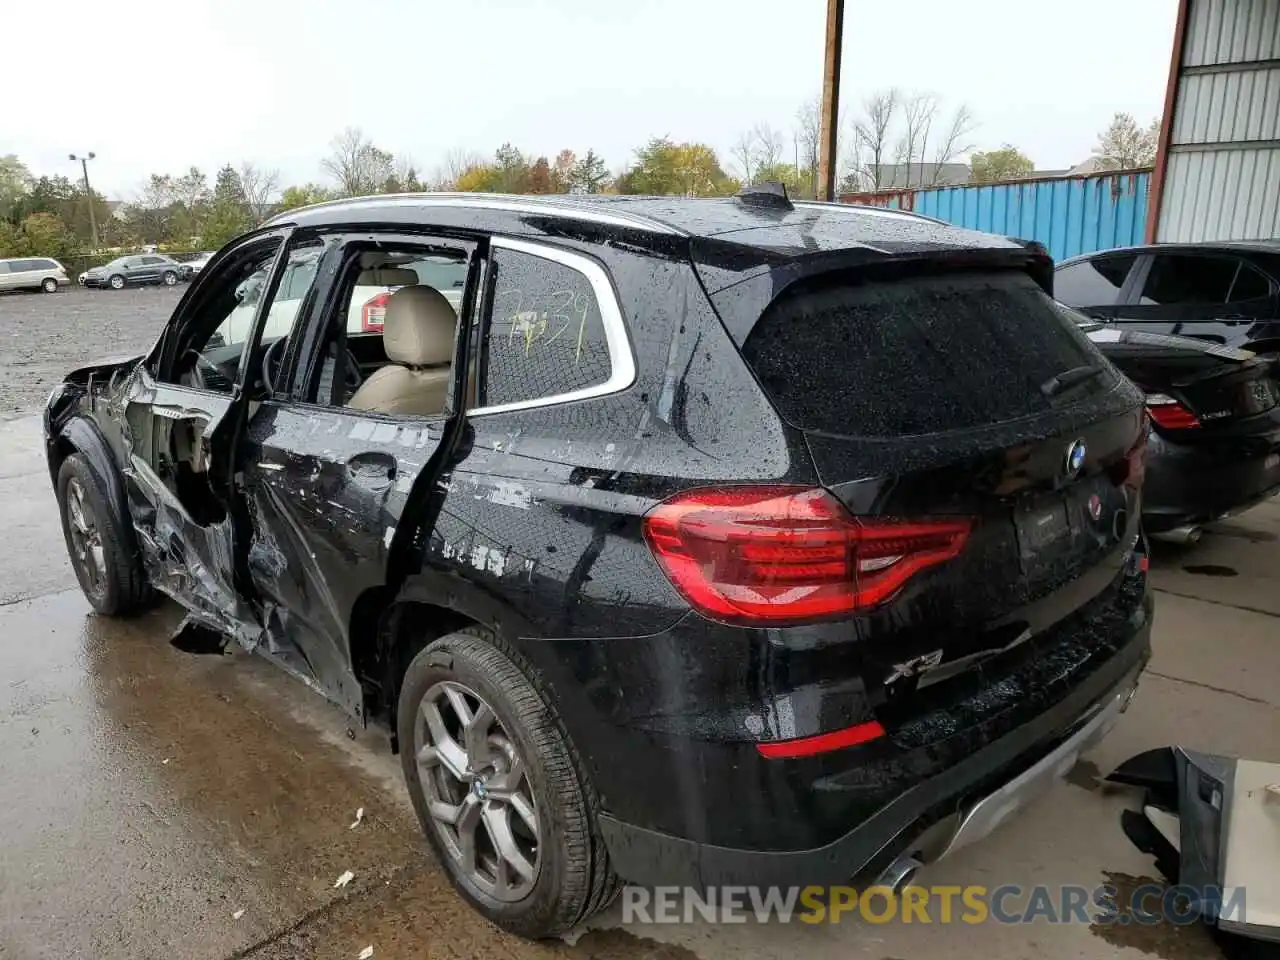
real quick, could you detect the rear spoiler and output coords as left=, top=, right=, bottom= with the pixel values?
left=1003, top=237, right=1054, bottom=297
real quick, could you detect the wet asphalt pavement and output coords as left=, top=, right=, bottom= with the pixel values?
left=2, top=289, right=1280, bottom=959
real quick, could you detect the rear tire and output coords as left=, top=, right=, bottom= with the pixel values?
left=397, top=627, right=619, bottom=939
left=41, top=277, right=58, bottom=293
left=56, top=454, right=150, bottom=615
left=108, top=274, right=125, bottom=290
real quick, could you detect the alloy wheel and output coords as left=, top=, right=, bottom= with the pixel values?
left=414, top=680, right=541, bottom=902
left=65, top=478, right=106, bottom=601
left=42, top=278, right=57, bottom=293
left=163, top=272, right=177, bottom=286
left=109, top=275, right=124, bottom=290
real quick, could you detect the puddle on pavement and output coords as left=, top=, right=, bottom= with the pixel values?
left=1181, top=564, right=1240, bottom=578
left=1090, top=871, right=1222, bottom=959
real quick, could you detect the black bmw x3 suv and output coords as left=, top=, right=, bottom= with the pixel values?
left=44, top=188, right=1152, bottom=937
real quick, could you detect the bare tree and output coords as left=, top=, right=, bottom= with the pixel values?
left=730, top=130, right=757, bottom=184
left=852, top=88, right=899, bottom=191
left=432, top=147, right=485, bottom=191
left=928, top=104, right=977, bottom=184
left=752, top=123, right=786, bottom=173
left=795, top=97, right=822, bottom=198
left=895, top=93, right=939, bottom=188
left=321, top=127, right=394, bottom=197
left=238, top=162, right=280, bottom=221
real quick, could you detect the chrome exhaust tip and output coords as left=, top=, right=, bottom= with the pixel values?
left=1152, top=525, right=1203, bottom=545
left=874, top=853, right=924, bottom=893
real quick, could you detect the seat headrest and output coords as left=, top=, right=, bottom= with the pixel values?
left=383, top=286, right=456, bottom=366
left=357, top=267, right=419, bottom=287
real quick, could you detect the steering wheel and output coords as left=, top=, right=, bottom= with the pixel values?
left=185, top=349, right=226, bottom=391
left=260, top=337, right=364, bottom=398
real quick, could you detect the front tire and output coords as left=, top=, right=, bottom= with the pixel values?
left=397, top=627, right=618, bottom=938
left=56, top=454, right=150, bottom=615
left=108, top=274, right=125, bottom=290
left=41, top=277, right=58, bottom=293
left=162, top=270, right=177, bottom=286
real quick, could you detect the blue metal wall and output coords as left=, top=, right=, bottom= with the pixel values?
left=843, top=171, right=1151, bottom=262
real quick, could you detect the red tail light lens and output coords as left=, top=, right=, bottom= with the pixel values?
left=362, top=292, right=392, bottom=331
left=757, top=720, right=887, bottom=758
left=642, top=486, right=972, bottom=625
left=1146, top=393, right=1200, bottom=430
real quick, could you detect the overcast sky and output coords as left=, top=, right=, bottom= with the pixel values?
left=6, top=0, right=1176, bottom=198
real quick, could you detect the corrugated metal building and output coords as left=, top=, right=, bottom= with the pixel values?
left=1150, top=0, right=1280, bottom=242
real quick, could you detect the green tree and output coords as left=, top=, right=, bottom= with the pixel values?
left=203, top=165, right=253, bottom=248
left=278, top=183, right=333, bottom=211
left=618, top=139, right=734, bottom=196
left=570, top=149, right=610, bottom=194
left=492, top=143, right=530, bottom=193
left=0, top=155, right=32, bottom=221
left=0, top=212, right=77, bottom=258
left=968, top=145, right=1035, bottom=183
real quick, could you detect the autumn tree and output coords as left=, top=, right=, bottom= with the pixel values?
left=527, top=157, right=553, bottom=193
left=969, top=145, right=1035, bottom=183
left=0, top=212, right=77, bottom=258
left=551, top=150, right=576, bottom=193
left=1095, top=113, right=1161, bottom=169
left=455, top=164, right=502, bottom=192
left=322, top=127, right=394, bottom=197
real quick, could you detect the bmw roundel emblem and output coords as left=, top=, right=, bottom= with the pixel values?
left=1065, top=439, right=1087, bottom=477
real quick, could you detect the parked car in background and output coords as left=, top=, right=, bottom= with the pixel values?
left=0, top=257, right=70, bottom=293
left=183, top=251, right=215, bottom=278
left=83, top=255, right=187, bottom=290
left=1081, top=321, right=1280, bottom=539
left=43, top=192, right=1152, bottom=938
left=1055, top=242, right=1280, bottom=362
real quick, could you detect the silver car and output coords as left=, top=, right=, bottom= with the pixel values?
left=0, top=257, right=70, bottom=293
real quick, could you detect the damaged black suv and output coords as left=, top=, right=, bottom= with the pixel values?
left=45, top=190, right=1154, bottom=938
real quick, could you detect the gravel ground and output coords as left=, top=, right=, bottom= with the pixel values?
left=0, top=285, right=181, bottom=419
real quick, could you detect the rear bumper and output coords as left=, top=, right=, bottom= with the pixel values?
left=1143, top=426, right=1280, bottom=531
left=599, top=587, right=1152, bottom=888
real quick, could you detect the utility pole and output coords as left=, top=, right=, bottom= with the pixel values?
left=817, top=0, right=844, bottom=201
left=69, top=152, right=100, bottom=250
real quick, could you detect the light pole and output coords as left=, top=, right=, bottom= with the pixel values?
left=69, top=152, right=100, bottom=250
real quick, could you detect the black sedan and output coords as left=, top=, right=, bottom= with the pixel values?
left=1084, top=323, right=1280, bottom=539
left=83, top=254, right=186, bottom=290
left=1056, top=241, right=1280, bottom=359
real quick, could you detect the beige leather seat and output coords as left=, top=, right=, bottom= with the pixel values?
left=347, top=286, right=456, bottom=416
left=356, top=266, right=418, bottom=287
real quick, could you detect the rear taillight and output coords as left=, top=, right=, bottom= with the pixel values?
left=642, top=486, right=971, bottom=626
left=1145, top=393, right=1200, bottom=430
left=362, top=292, right=392, bottom=331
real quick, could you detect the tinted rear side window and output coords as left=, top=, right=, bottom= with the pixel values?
left=1054, top=255, right=1135, bottom=306
left=741, top=270, right=1112, bottom=437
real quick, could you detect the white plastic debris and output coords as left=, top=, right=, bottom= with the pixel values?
left=334, top=870, right=354, bottom=889
left=349, top=807, right=364, bottom=829
left=232, top=909, right=245, bottom=920
left=358, top=947, right=374, bottom=959
left=162, top=758, right=171, bottom=765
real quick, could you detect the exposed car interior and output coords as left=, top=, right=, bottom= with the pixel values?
left=156, top=242, right=465, bottom=525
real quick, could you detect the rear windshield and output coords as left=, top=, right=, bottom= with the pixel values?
left=740, top=270, right=1115, bottom=437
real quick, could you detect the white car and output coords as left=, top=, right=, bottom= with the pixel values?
left=216, top=249, right=465, bottom=345
left=185, top=252, right=215, bottom=277
left=0, top=256, right=70, bottom=293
